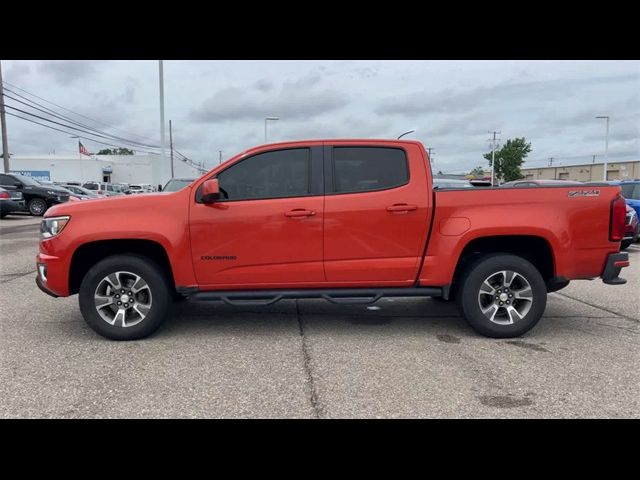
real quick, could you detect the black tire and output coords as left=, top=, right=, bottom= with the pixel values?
left=79, top=254, right=171, bottom=340
left=457, top=253, right=547, bottom=338
left=0, top=212, right=7, bottom=219
left=28, top=198, right=48, bottom=216
left=620, top=240, right=632, bottom=250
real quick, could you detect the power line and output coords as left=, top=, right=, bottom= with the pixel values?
left=4, top=104, right=163, bottom=152
left=3, top=84, right=206, bottom=171
left=5, top=111, right=162, bottom=156
left=2, top=80, right=158, bottom=144
left=3, top=89, right=162, bottom=150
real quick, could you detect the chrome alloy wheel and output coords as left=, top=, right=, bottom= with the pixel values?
left=477, top=270, right=533, bottom=325
left=94, top=271, right=152, bottom=328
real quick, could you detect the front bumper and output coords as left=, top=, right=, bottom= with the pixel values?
left=601, top=252, right=629, bottom=285
left=35, top=251, right=69, bottom=297
left=36, top=275, right=59, bottom=298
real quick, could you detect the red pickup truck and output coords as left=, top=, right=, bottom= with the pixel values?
left=36, top=140, right=629, bottom=340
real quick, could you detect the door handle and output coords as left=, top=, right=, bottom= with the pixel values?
left=285, top=209, right=316, bottom=218
left=386, top=204, right=418, bottom=213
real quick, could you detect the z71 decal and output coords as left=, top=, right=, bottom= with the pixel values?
left=568, top=190, right=600, bottom=197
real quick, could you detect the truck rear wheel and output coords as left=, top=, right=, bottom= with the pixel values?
left=457, top=254, right=547, bottom=338
left=79, top=254, right=171, bottom=340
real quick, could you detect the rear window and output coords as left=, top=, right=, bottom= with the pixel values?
left=332, top=147, right=408, bottom=193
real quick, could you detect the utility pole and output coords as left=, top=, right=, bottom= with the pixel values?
left=548, top=157, right=553, bottom=167
left=169, top=119, right=175, bottom=178
left=159, top=61, right=166, bottom=182
left=489, top=131, right=500, bottom=186
left=219, top=150, right=222, bottom=164
left=427, top=147, right=434, bottom=161
left=596, top=116, right=610, bottom=181
left=0, top=60, right=10, bottom=173
left=592, top=154, right=596, bottom=164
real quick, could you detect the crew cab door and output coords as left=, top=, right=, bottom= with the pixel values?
left=190, top=146, right=325, bottom=288
left=323, top=143, right=432, bottom=285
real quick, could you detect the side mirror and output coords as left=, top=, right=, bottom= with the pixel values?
left=202, top=179, right=220, bottom=203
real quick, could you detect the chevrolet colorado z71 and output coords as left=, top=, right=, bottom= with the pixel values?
left=36, top=140, right=629, bottom=340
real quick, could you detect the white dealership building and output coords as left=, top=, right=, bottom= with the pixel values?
left=5, top=152, right=204, bottom=187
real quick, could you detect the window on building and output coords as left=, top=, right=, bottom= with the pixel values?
left=332, top=147, right=408, bottom=193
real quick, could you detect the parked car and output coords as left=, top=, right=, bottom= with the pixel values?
left=113, top=183, right=132, bottom=195
left=129, top=183, right=154, bottom=193
left=61, top=184, right=101, bottom=200
left=82, top=182, right=125, bottom=197
left=433, top=178, right=474, bottom=189
left=162, top=178, right=195, bottom=192
left=0, top=173, right=70, bottom=216
left=128, top=184, right=150, bottom=194
left=0, top=186, right=25, bottom=218
left=610, top=180, right=640, bottom=219
left=469, top=179, right=492, bottom=187
left=621, top=204, right=639, bottom=250
left=36, top=140, right=629, bottom=341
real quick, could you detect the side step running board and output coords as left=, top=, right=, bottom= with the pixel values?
left=189, top=287, right=443, bottom=307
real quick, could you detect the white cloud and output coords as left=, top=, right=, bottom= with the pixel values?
left=2, top=60, right=638, bottom=172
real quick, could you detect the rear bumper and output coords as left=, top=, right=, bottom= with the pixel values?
left=601, top=252, right=629, bottom=285
left=0, top=199, right=25, bottom=213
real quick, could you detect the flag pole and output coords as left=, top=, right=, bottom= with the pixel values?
left=78, top=140, right=84, bottom=184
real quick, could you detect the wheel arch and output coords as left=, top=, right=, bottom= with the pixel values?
left=68, top=239, right=176, bottom=295
left=447, top=235, right=557, bottom=299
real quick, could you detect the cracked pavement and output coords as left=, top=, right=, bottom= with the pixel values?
left=1, top=215, right=639, bottom=418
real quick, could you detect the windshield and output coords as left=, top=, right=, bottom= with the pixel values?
left=163, top=179, right=193, bottom=192
left=12, top=174, right=42, bottom=187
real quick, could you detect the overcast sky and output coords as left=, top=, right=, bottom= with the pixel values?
left=2, top=60, right=639, bottom=172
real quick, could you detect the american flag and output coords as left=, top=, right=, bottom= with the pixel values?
left=79, top=141, right=92, bottom=156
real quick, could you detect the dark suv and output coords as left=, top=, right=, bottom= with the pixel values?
left=0, top=173, right=70, bottom=216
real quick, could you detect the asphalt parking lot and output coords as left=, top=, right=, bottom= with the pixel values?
left=1, top=214, right=639, bottom=418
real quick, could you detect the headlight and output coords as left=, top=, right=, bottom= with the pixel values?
left=46, top=190, right=59, bottom=195
left=41, top=216, right=71, bottom=239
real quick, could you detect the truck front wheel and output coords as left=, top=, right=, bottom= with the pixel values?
left=79, top=254, right=171, bottom=340
left=457, top=254, right=547, bottom=338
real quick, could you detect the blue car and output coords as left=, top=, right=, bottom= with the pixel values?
left=610, top=180, right=640, bottom=218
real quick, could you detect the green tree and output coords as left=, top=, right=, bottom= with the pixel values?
left=483, top=137, right=531, bottom=182
left=469, top=166, right=485, bottom=177
left=97, top=148, right=134, bottom=155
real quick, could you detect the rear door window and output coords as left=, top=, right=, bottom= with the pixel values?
left=332, top=147, right=408, bottom=194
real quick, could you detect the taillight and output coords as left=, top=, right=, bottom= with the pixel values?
left=610, top=196, right=626, bottom=242
left=0, top=191, right=10, bottom=199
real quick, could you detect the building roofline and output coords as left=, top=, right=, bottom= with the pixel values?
left=523, top=159, right=639, bottom=170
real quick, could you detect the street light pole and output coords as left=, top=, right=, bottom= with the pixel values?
left=0, top=60, right=10, bottom=173
left=169, top=119, right=174, bottom=178
left=159, top=61, right=166, bottom=182
left=596, top=116, right=610, bottom=181
left=489, top=130, right=500, bottom=186
left=265, top=117, right=279, bottom=143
